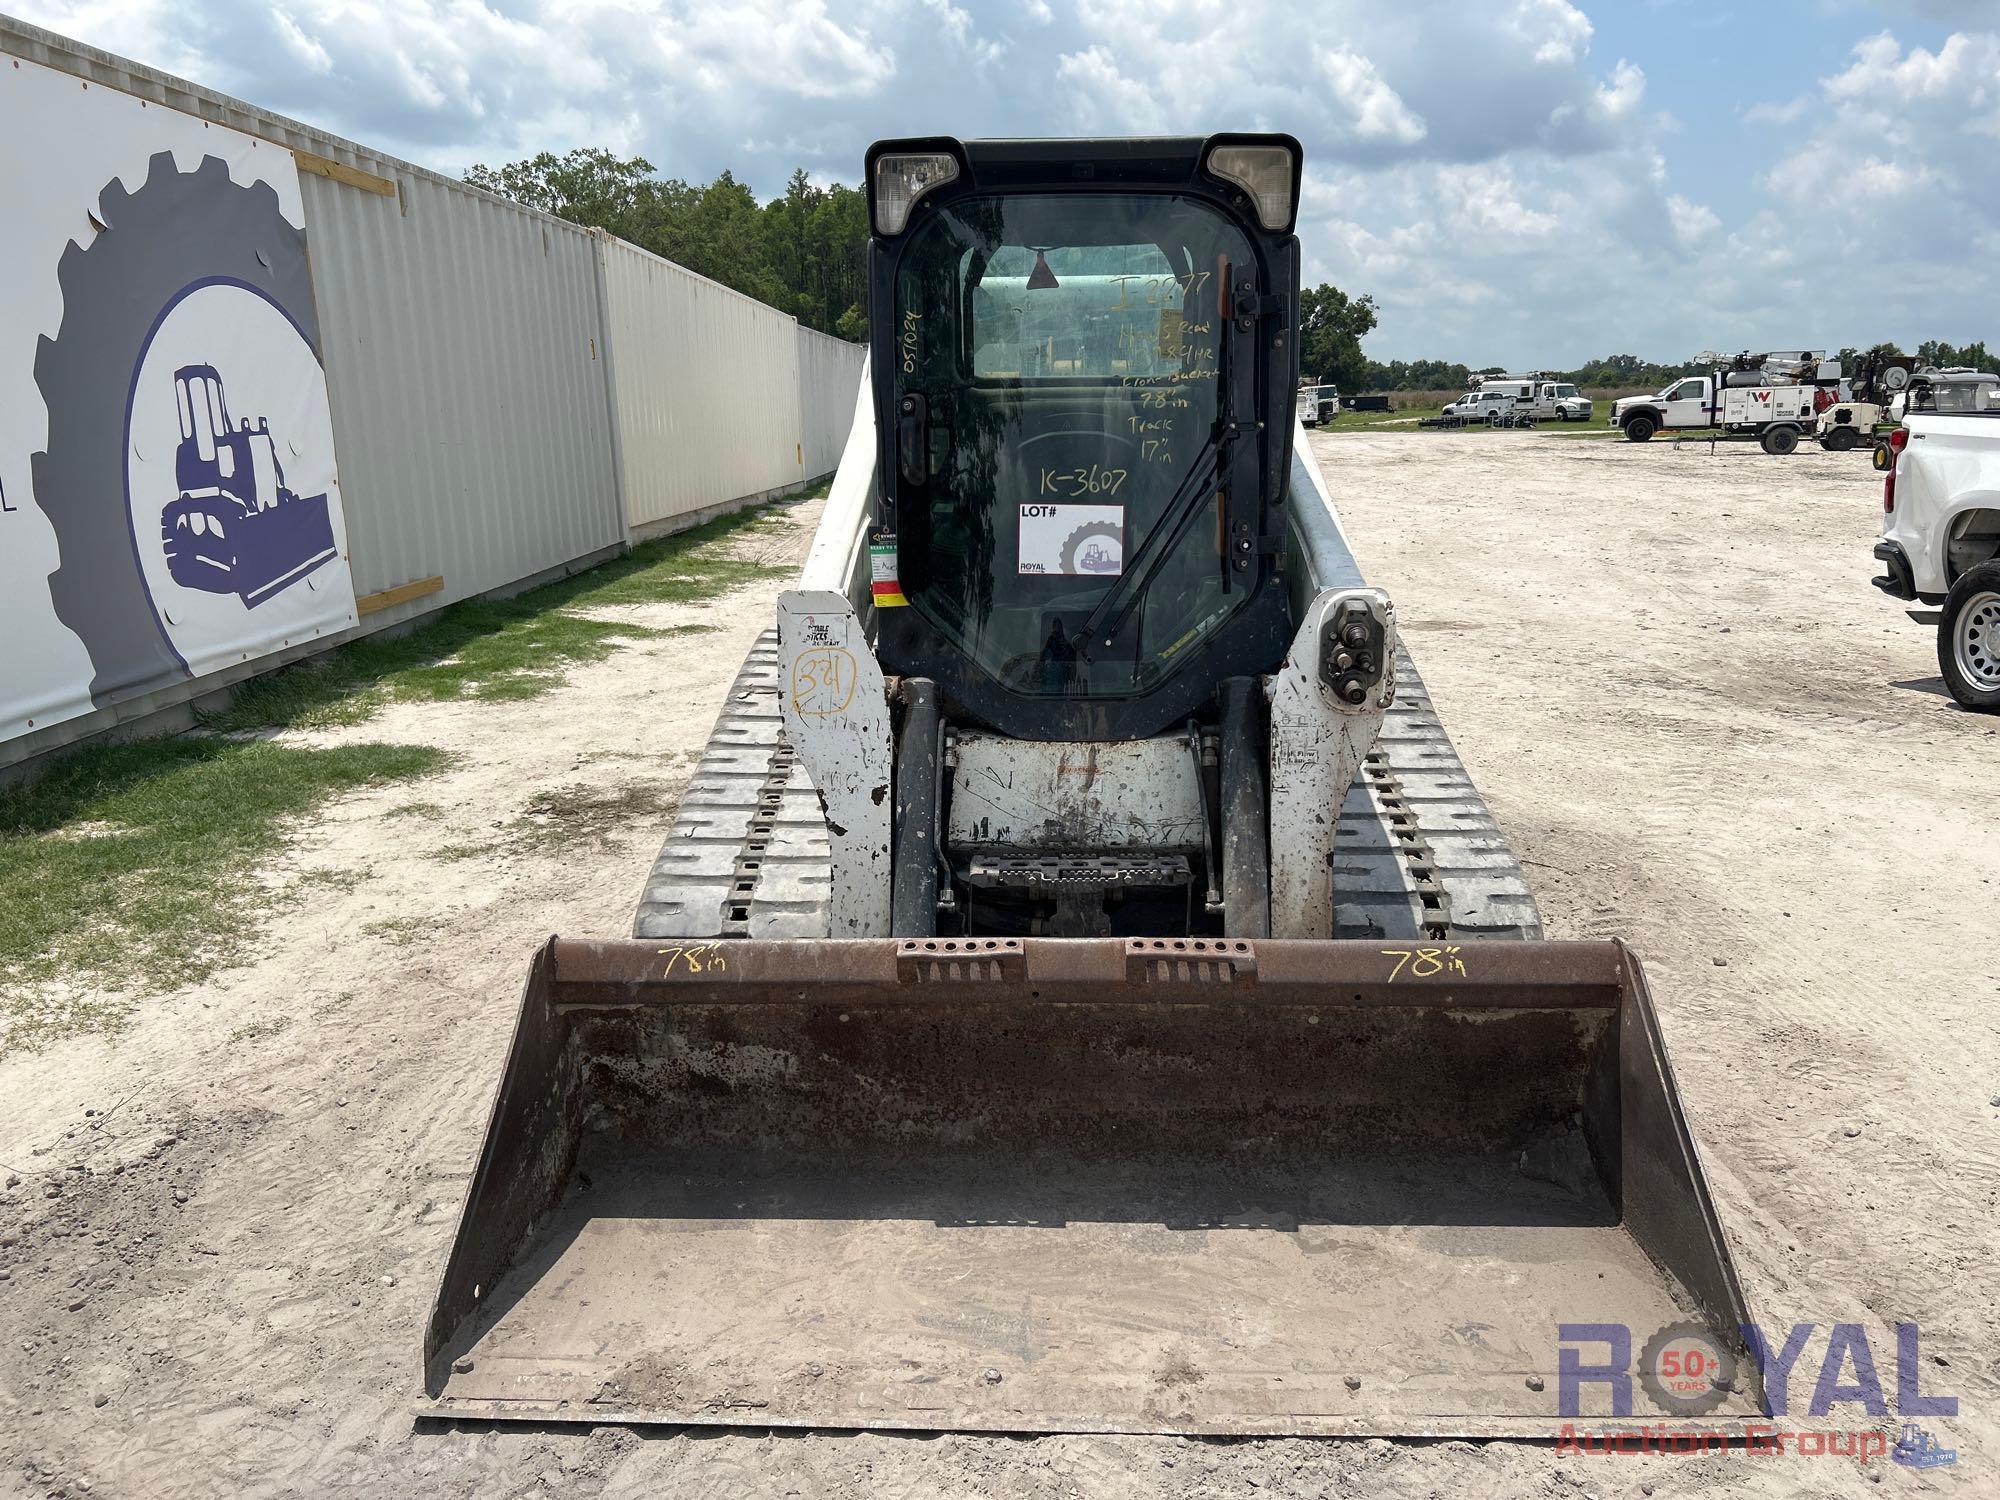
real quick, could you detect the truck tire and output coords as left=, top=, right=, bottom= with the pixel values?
left=1623, top=414, right=1657, bottom=443
left=1760, top=425, right=1800, bottom=456
left=1824, top=427, right=1860, bottom=453
left=1938, top=562, right=2000, bottom=712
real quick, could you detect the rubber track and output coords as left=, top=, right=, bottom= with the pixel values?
left=635, top=635, right=1540, bottom=942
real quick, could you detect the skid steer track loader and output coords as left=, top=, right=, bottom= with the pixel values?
left=424, top=136, right=1757, bottom=1437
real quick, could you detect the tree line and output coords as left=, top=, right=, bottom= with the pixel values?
left=464, top=148, right=870, bottom=340
left=442, top=177, right=1997, bottom=385
left=1297, top=281, right=1992, bottom=392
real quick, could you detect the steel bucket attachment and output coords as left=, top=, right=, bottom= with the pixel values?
left=424, top=938, right=1758, bottom=1436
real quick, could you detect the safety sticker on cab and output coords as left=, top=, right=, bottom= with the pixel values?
left=869, top=537, right=908, bottom=608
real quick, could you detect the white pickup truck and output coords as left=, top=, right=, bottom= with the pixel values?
left=1612, top=372, right=1823, bottom=453
left=1871, top=391, right=2000, bottom=709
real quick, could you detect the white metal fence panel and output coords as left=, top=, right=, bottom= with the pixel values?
left=797, top=326, right=867, bottom=480
left=301, top=172, right=625, bottom=607
left=601, top=239, right=806, bottom=535
left=0, top=13, right=863, bottom=767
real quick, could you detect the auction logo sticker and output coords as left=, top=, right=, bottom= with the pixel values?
left=1637, top=1320, right=1737, bottom=1418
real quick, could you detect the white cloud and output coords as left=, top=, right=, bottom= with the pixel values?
left=1315, top=45, right=1426, bottom=144
left=1593, top=59, right=1646, bottom=121
left=1052, top=45, right=1166, bottom=134
left=1744, top=95, right=1811, bottom=125
left=13, top=0, right=1992, bottom=367
left=920, top=0, right=1007, bottom=65
left=1666, top=193, right=1719, bottom=245
left=1756, top=32, right=2000, bottom=242
left=271, top=11, right=332, bottom=76
left=1509, top=0, right=1594, bottom=66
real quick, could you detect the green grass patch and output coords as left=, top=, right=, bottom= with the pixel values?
left=0, top=737, right=446, bottom=1048
left=229, top=1013, right=296, bottom=1044
left=1316, top=405, right=1619, bottom=437
left=429, top=839, right=503, bottom=863
left=202, top=504, right=791, bottom=733
left=360, top=914, right=439, bottom=947
left=1316, top=405, right=1446, bottom=429
left=422, top=779, right=678, bottom=867
left=384, top=801, right=446, bottom=821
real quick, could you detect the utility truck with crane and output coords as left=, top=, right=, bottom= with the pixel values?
left=1612, top=351, right=1846, bottom=453
left=420, top=135, right=1757, bottom=1438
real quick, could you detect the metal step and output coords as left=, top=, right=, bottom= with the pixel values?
left=635, top=635, right=1541, bottom=944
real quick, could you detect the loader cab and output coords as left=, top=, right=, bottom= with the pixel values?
left=866, top=135, right=1303, bottom=741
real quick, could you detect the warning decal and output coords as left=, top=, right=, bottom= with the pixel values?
left=869, top=537, right=907, bottom=608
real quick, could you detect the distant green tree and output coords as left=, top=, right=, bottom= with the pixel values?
left=1915, top=338, right=1993, bottom=370
left=1361, top=358, right=1472, bottom=391
left=464, top=149, right=655, bottom=242
left=1839, top=342, right=1905, bottom=368
left=1298, top=284, right=1378, bottom=391
left=1561, top=354, right=1700, bottom=389
left=464, top=152, right=868, bottom=339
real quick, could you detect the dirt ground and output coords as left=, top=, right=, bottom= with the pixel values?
left=2, top=434, right=1993, bottom=1498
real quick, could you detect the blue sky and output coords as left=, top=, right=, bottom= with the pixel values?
left=17, top=0, right=1996, bottom=366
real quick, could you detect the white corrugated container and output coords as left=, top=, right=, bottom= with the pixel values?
left=797, top=326, right=868, bottom=480
left=302, top=174, right=626, bottom=609
left=601, top=237, right=806, bottom=537
left=0, top=14, right=864, bottom=767
left=0, top=13, right=628, bottom=640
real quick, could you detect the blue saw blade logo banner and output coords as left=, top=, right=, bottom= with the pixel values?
left=26, top=143, right=355, bottom=713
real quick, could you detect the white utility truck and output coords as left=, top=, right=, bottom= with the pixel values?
left=1612, top=352, right=1842, bottom=453
left=1527, top=379, right=1593, bottom=422
left=1871, top=373, right=2000, bottom=709
left=1478, top=374, right=1591, bottom=422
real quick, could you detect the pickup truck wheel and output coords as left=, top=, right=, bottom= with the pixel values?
left=1939, top=563, right=2000, bottom=711
left=1623, top=414, right=1656, bottom=443
left=1760, top=425, right=1800, bottom=456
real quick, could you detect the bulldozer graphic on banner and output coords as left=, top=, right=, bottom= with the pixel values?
left=160, top=363, right=338, bottom=607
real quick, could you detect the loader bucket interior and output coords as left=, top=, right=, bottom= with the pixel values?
left=424, top=937, right=1758, bottom=1437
